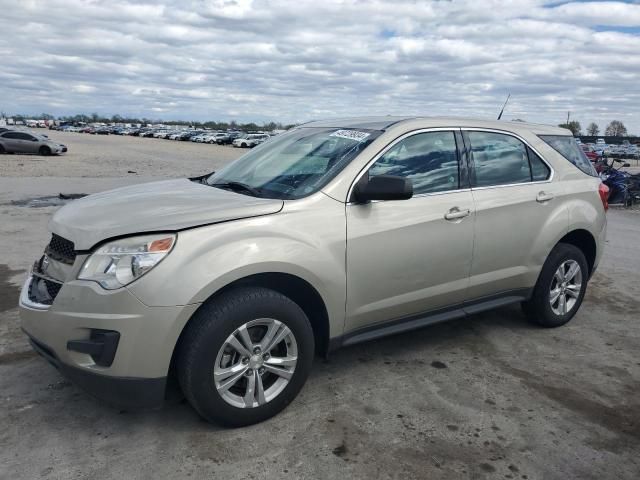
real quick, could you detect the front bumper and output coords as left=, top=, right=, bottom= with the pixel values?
left=26, top=331, right=166, bottom=409
left=19, top=274, right=200, bottom=407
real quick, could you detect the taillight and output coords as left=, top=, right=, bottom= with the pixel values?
left=598, top=182, right=609, bottom=211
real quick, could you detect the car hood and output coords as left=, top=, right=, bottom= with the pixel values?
left=49, top=179, right=284, bottom=250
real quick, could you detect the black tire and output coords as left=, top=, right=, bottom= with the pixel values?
left=0, top=145, right=5, bottom=154
left=39, top=146, right=51, bottom=156
left=522, top=243, right=589, bottom=327
left=177, top=287, right=314, bottom=426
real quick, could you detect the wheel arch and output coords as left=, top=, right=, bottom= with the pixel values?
left=557, top=229, right=597, bottom=276
left=168, top=272, right=331, bottom=384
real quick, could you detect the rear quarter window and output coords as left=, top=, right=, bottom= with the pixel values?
left=539, top=135, right=597, bottom=177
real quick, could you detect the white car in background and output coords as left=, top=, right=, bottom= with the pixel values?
left=233, top=134, right=270, bottom=148
left=190, top=134, right=206, bottom=143
left=205, top=133, right=230, bottom=144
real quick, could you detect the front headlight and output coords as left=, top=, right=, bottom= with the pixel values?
left=78, top=233, right=176, bottom=289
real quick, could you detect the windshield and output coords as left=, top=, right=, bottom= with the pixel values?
left=206, top=127, right=382, bottom=199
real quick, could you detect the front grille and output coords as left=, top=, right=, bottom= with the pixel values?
left=45, top=234, right=76, bottom=265
left=28, top=276, right=63, bottom=305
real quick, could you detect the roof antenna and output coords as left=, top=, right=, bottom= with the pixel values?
left=497, top=93, right=511, bottom=120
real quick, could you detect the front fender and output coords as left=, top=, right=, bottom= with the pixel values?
left=127, top=194, right=347, bottom=336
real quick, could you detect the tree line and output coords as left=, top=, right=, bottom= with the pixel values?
left=1, top=112, right=295, bottom=132
left=2, top=111, right=633, bottom=138
left=556, top=119, right=630, bottom=137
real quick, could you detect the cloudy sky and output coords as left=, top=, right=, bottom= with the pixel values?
left=0, top=0, right=639, bottom=132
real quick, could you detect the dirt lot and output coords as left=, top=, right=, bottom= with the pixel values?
left=0, top=130, right=242, bottom=178
left=1, top=133, right=639, bottom=479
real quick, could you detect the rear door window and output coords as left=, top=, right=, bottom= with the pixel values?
left=467, top=131, right=532, bottom=187
left=528, top=147, right=551, bottom=181
left=2, top=132, right=22, bottom=139
left=539, top=135, right=597, bottom=177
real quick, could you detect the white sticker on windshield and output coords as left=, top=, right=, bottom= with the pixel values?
left=329, top=129, right=371, bottom=142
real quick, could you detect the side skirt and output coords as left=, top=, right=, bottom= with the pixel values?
left=329, top=288, right=532, bottom=352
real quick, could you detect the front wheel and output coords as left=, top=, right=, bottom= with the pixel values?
left=177, top=287, right=314, bottom=426
left=522, top=243, right=589, bottom=327
left=39, top=146, right=51, bottom=156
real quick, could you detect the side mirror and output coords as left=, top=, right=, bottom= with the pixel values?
left=352, top=175, right=413, bottom=202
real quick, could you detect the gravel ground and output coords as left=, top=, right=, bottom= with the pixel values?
left=1, top=133, right=639, bottom=479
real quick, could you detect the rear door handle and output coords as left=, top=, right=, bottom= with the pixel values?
left=444, top=207, right=471, bottom=221
left=536, top=191, right=554, bottom=203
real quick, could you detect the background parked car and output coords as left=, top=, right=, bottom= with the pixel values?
left=215, top=132, right=241, bottom=145
left=0, top=130, right=67, bottom=155
left=233, top=133, right=270, bottom=148
left=580, top=144, right=600, bottom=161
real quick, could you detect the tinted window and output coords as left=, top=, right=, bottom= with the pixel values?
left=539, top=135, right=597, bottom=177
left=468, top=132, right=531, bottom=187
left=528, top=147, right=551, bottom=181
left=369, top=131, right=459, bottom=194
left=1, top=132, right=21, bottom=139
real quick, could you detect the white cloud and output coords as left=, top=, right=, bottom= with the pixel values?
left=71, top=84, right=96, bottom=94
left=0, top=0, right=638, bottom=132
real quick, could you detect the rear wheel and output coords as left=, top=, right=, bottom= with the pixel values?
left=522, top=243, right=588, bottom=327
left=177, top=287, right=314, bottom=426
left=39, top=146, right=51, bottom=156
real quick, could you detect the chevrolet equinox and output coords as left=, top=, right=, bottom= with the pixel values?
left=19, top=117, right=607, bottom=426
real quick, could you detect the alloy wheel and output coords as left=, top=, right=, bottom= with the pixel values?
left=549, top=259, right=582, bottom=316
left=214, top=318, right=298, bottom=408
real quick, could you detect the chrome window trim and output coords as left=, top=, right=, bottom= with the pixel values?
left=461, top=127, right=555, bottom=189
left=346, top=127, right=462, bottom=204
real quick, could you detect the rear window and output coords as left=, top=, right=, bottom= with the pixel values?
left=539, top=135, right=597, bottom=177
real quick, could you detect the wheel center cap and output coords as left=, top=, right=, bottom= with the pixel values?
left=249, top=355, right=263, bottom=369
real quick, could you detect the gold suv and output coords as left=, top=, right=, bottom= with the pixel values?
left=20, top=117, right=607, bottom=426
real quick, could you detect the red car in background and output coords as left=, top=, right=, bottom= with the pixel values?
left=581, top=144, right=600, bottom=161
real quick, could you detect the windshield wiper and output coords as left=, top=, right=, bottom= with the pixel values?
left=190, top=172, right=214, bottom=184
left=211, top=181, right=262, bottom=197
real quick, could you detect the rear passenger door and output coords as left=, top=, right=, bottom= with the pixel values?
left=345, top=129, right=475, bottom=331
left=0, top=132, right=24, bottom=152
left=463, top=130, right=562, bottom=300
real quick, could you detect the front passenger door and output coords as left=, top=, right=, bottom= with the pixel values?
left=21, top=133, right=39, bottom=153
left=345, top=130, right=475, bottom=332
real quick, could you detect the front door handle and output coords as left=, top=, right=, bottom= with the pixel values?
left=536, top=191, right=554, bottom=203
left=444, top=207, right=471, bottom=221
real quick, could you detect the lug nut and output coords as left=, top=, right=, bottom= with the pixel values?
left=253, top=347, right=261, bottom=354
left=259, top=367, right=265, bottom=375
left=242, top=357, right=249, bottom=364
left=245, top=369, right=253, bottom=376
left=263, top=353, right=270, bottom=361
